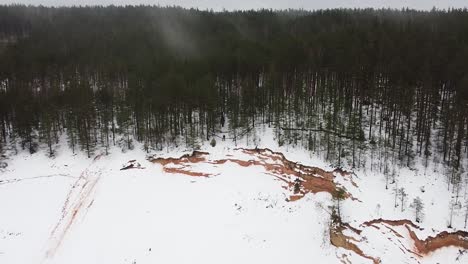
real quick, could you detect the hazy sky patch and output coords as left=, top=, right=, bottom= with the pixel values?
left=0, top=0, right=466, bottom=10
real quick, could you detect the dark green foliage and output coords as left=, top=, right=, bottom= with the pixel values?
left=0, top=5, right=466, bottom=179
left=410, top=197, right=424, bottom=223
left=332, top=188, right=347, bottom=224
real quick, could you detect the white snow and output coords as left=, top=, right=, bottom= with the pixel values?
left=0, top=126, right=467, bottom=264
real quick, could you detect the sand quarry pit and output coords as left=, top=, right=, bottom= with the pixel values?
left=2, top=148, right=468, bottom=264
left=150, top=148, right=354, bottom=201
left=331, top=218, right=468, bottom=263
left=151, top=149, right=468, bottom=262
left=362, top=218, right=468, bottom=255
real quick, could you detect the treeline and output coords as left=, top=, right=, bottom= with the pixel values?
left=0, top=5, right=467, bottom=180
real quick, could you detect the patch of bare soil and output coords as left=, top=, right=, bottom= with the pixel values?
left=236, top=148, right=357, bottom=200
left=330, top=223, right=381, bottom=264
left=151, top=151, right=209, bottom=166
left=163, top=166, right=212, bottom=177
left=149, top=148, right=353, bottom=199
left=151, top=151, right=213, bottom=177
left=406, top=227, right=468, bottom=255
left=362, top=218, right=420, bottom=229
left=335, top=218, right=468, bottom=262
left=362, top=218, right=468, bottom=254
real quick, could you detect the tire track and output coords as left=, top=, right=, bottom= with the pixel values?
left=42, top=155, right=104, bottom=262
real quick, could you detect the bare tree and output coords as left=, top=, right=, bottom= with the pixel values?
left=393, top=183, right=399, bottom=208
left=448, top=199, right=456, bottom=228
left=399, top=188, right=407, bottom=212
left=384, top=161, right=390, bottom=190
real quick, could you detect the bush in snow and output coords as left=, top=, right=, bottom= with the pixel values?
left=210, top=138, right=216, bottom=147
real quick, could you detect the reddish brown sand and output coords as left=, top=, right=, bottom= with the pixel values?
left=330, top=224, right=381, bottom=264
left=406, top=227, right=468, bottom=255
left=362, top=218, right=468, bottom=254
left=150, top=148, right=352, bottom=200
left=151, top=150, right=468, bottom=261
left=151, top=151, right=209, bottom=166
left=363, top=218, right=420, bottom=229
left=334, top=218, right=468, bottom=262
left=163, top=166, right=212, bottom=177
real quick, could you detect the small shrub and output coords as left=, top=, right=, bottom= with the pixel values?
left=210, top=138, right=216, bottom=147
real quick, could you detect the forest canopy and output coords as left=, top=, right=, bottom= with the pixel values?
left=0, top=5, right=467, bottom=180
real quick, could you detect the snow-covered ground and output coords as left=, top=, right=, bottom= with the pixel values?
left=0, top=128, right=467, bottom=264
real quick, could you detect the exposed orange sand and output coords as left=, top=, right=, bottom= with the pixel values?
left=335, top=218, right=468, bottom=262
left=150, top=148, right=353, bottom=200
left=362, top=218, right=468, bottom=254
left=330, top=223, right=381, bottom=264
left=406, top=226, right=468, bottom=255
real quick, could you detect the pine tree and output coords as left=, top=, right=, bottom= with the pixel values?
left=410, top=197, right=424, bottom=223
